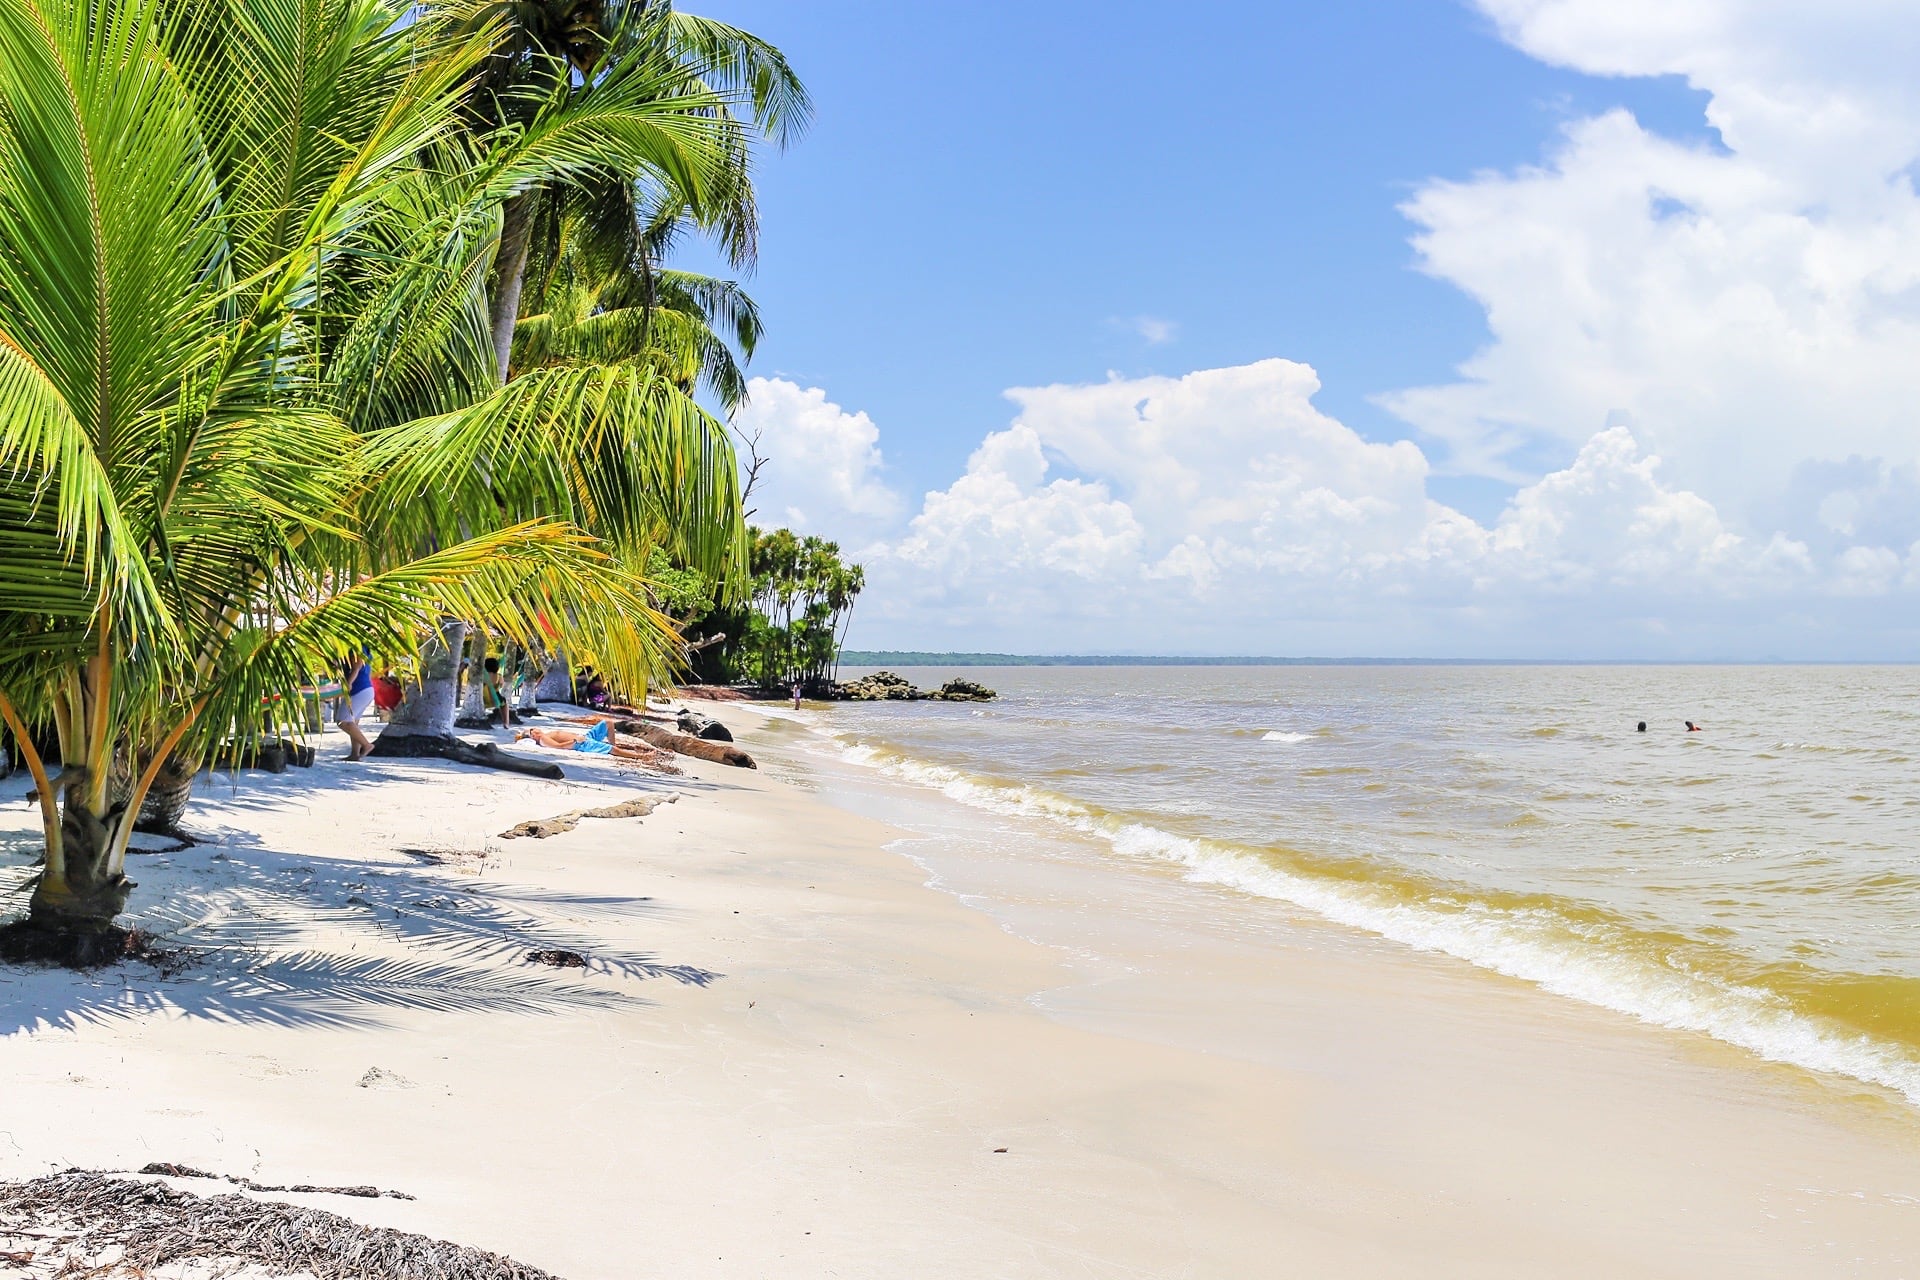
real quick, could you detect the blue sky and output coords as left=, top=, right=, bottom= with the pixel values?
left=684, top=1, right=1920, bottom=657
left=695, top=0, right=1715, bottom=519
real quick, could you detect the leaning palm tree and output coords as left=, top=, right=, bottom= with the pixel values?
left=0, top=0, right=679, bottom=955
left=348, top=0, right=808, bottom=722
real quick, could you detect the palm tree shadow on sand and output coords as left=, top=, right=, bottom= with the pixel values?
left=0, top=831, right=720, bottom=1035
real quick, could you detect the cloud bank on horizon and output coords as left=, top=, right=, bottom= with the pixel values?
left=738, top=0, right=1920, bottom=658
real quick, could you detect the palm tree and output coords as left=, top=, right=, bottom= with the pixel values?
left=231, top=0, right=787, bottom=745
left=512, top=229, right=764, bottom=415
left=0, top=0, right=684, bottom=954
left=451, top=0, right=810, bottom=381
left=413, top=0, right=808, bottom=714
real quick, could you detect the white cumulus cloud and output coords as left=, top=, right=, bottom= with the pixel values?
left=729, top=3, right=1920, bottom=654
left=1384, top=0, right=1920, bottom=528
left=787, top=360, right=1880, bottom=654
left=732, top=377, right=902, bottom=537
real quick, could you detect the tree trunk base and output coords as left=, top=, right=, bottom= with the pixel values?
left=0, top=919, right=158, bottom=969
left=366, top=733, right=564, bottom=779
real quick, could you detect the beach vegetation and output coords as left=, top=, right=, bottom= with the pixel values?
left=693, top=528, right=866, bottom=691
left=0, top=0, right=799, bottom=954
left=376, top=0, right=807, bottom=738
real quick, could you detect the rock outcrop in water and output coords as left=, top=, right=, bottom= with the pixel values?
left=927, top=678, right=996, bottom=702
left=836, top=671, right=921, bottom=701
left=832, top=672, right=996, bottom=702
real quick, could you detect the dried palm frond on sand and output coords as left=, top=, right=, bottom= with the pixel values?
left=0, top=1171, right=563, bottom=1279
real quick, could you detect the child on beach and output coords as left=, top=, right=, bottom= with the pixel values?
left=482, top=656, right=514, bottom=727
left=339, top=652, right=375, bottom=761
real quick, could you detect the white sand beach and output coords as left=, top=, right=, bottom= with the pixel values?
left=1, top=703, right=1917, bottom=1278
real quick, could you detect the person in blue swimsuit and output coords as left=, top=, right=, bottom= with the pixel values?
left=340, top=652, right=376, bottom=761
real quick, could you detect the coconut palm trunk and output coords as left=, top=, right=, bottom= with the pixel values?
left=371, top=620, right=470, bottom=752
left=489, top=194, right=536, bottom=381
left=135, top=750, right=199, bottom=835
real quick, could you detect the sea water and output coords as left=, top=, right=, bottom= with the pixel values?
left=792, top=664, right=1920, bottom=1106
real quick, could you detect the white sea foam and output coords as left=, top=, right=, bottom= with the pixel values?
left=830, top=736, right=1920, bottom=1108
left=1260, top=730, right=1312, bottom=744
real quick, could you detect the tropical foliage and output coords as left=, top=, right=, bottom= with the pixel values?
left=694, top=529, right=866, bottom=690
left=0, top=0, right=802, bottom=943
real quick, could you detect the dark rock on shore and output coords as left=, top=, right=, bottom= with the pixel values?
left=676, top=709, right=734, bottom=741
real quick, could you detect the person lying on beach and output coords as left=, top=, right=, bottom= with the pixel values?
left=515, top=723, right=670, bottom=767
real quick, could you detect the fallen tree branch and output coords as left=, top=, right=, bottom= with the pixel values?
left=611, top=719, right=755, bottom=768
left=499, top=795, right=677, bottom=840
left=136, top=1162, right=415, bottom=1201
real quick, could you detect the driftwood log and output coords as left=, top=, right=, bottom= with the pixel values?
left=611, top=719, right=755, bottom=768
left=367, top=734, right=563, bottom=779
left=499, top=795, right=676, bottom=840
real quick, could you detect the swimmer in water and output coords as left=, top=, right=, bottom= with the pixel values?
left=1685, top=720, right=1703, bottom=732
left=1636, top=721, right=1647, bottom=732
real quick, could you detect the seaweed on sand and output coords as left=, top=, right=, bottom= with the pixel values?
left=0, top=1170, right=563, bottom=1278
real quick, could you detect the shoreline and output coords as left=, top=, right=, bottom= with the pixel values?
left=0, top=705, right=1915, bottom=1275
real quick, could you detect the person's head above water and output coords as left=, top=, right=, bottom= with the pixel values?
left=1685, top=720, right=1701, bottom=731
left=1636, top=721, right=1647, bottom=732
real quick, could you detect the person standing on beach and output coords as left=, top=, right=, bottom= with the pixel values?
left=339, top=652, right=375, bottom=762
left=791, top=682, right=802, bottom=710
left=482, top=656, right=515, bottom=727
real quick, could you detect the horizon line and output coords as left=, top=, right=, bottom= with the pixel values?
left=838, top=651, right=1920, bottom=667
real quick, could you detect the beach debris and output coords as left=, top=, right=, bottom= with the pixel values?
left=399, top=847, right=495, bottom=872
left=137, top=1162, right=415, bottom=1201
left=993, top=1148, right=1008, bottom=1154
left=612, top=719, right=757, bottom=768
left=0, top=1170, right=565, bottom=1278
left=124, top=831, right=196, bottom=855
left=675, top=684, right=749, bottom=702
left=498, top=794, right=677, bottom=840
left=525, top=949, right=588, bottom=968
left=356, top=1067, right=415, bottom=1090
